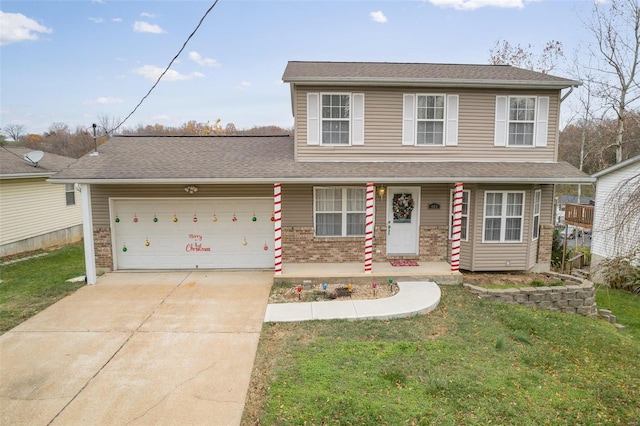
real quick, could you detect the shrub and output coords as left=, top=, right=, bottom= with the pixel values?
left=551, top=228, right=563, bottom=269
left=602, top=253, right=640, bottom=292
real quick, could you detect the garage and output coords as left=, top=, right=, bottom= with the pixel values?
left=111, top=198, right=274, bottom=270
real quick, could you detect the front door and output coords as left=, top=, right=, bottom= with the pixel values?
left=386, top=187, right=420, bottom=255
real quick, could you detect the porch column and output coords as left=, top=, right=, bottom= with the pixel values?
left=274, top=183, right=282, bottom=275
left=364, top=183, right=375, bottom=273
left=451, top=182, right=464, bottom=272
left=80, top=184, right=97, bottom=284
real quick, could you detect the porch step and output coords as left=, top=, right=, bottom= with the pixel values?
left=572, top=268, right=590, bottom=279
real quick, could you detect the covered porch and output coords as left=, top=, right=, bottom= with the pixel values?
left=274, top=261, right=462, bottom=286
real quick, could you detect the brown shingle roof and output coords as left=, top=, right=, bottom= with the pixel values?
left=0, top=147, right=78, bottom=178
left=282, top=61, right=580, bottom=89
left=49, top=136, right=593, bottom=184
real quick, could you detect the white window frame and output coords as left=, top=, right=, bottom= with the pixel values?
left=508, top=96, right=536, bottom=147
left=65, top=183, right=76, bottom=206
left=313, top=187, right=367, bottom=237
left=321, top=93, right=351, bottom=146
left=416, top=94, right=446, bottom=146
left=449, top=189, right=470, bottom=241
left=532, top=189, right=541, bottom=240
left=482, top=191, right=525, bottom=243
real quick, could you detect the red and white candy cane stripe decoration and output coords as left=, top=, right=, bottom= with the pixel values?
left=274, top=183, right=283, bottom=275
left=364, top=183, right=375, bottom=273
left=451, top=182, right=464, bottom=271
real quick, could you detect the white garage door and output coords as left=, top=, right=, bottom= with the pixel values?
left=111, top=198, right=274, bottom=270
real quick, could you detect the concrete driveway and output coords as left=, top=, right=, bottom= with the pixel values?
left=0, top=271, right=272, bottom=426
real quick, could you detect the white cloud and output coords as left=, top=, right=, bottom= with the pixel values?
left=92, top=0, right=106, bottom=4
left=133, top=21, right=165, bottom=34
left=84, top=97, right=124, bottom=105
left=428, top=0, right=525, bottom=10
left=241, top=81, right=251, bottom=87
left=133, top=65, right=204, bottom=82
left=140, top=12, right=155, bottom=18
left=112, top=18, right=123, bottom=23
left=151, top=114, right=171, bottom=122
left=370, top=11, right=388, bottom=23
left=188, top=51, right=221, bottom=68
left=89, top=17, right=105, bottom=24
left=0, top=11, right=53, bottom=46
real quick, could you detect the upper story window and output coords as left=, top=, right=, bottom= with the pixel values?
left=403, top=94, right=458, bottom=147
left=322, top=94, right=350, bottom=145
left=494, top=95, right=549, bottom=148
left=509, top=97, right=536, bottom=146
left=65, top=183, right=76, bottom=206
left=417, top=95, right=445, bottom=145
left=306, top=93, right=364, bottom=146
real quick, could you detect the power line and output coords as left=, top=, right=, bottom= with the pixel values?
left=112, top=0, right=221, bottom=134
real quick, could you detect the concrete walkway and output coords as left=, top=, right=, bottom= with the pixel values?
left=0, top=271, right=272, bottom=426
left=264, top=281, right=441, bottom=322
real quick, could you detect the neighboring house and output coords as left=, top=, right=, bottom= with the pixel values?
left=555, top=195, right=593, bottom=225
left=590, top=155, right=640, bottom=282
left=0, top=147, right=83, bottom=257
left=50, top=61, right=593, bottom=284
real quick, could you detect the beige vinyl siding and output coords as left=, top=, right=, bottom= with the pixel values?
left=282, top=184, right=313, bottom=227
left=293, top=86, right=559, bottom=162
left=90, top=184, right=272, bottom=226
left=0, top=178, right=83, bottom=245
left=469, top=184, right=534, bottom=271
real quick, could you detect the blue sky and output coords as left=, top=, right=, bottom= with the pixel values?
left=1, top=0, right=596, bottom=136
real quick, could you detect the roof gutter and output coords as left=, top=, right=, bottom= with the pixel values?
left=282, top=77, right=582, bottom=90
left=49, top=176, right=596, bottom=185
left=2, top=172, right=56, bottom=180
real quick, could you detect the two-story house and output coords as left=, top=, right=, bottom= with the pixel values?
left=50, top=61, right=593, bottom=284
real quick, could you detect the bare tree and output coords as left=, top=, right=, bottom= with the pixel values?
left=97, top=114, right=121, bottom=137
left=588, top=0, right=640, bottom=164
left=489, top=39, right=564, bottom=74
left=1, top=124, right=26, bottom=142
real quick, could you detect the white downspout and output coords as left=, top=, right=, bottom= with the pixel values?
left=80, top=184, right=97, bottom=284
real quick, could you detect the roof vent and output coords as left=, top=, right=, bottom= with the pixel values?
left=23, top=150, right=44, bottom=167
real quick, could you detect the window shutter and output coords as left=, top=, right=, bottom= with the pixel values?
left=307, top=93, right=320, bottom=145
left=494, top=96, right=508, bottom=147
left=402, top=94, right=415, bottom=145
left=535, top=96, right=549, bottom=147
left=352, top=93, right=365, bottom=145
left=445, top=94, right=459, bottom=146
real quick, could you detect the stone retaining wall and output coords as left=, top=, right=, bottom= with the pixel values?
left=464, top=272, right=597, bottom=317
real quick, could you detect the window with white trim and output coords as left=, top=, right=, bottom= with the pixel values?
left=314, top=187, right=366, bottom=237
left=65, top=183, right=76, bottom=206
left=449, top=189, right=470, bottom=241
left=402, top=93, right=458, bottom=146
left=321, top=94, right=350, bottom=145
left=417, top=95, right=445, bottom=145
left=483, top=191, right=525, bottom=242
left=508, top=96, right=536, bottom=146
left=532, top=189, right=541, bottom=240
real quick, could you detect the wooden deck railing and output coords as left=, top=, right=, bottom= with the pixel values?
left=564, top=203, right=594, bottom=229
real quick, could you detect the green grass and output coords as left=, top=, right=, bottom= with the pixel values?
left=596, top=286, right=640, bottom=340
left=244, top=286, right=640, bottom=425
left=0, top=244, right=86, bottom=333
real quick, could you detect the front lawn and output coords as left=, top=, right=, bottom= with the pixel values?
left=244, top=286, right=640, bottom=425
left=0, top=244, right=86, bottom=333
left=596, top=286, right=640, bottom=340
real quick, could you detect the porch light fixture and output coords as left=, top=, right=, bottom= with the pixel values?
left=184, top=185, right=198, bottom=194
left=377, top=185, right=386, bottom=199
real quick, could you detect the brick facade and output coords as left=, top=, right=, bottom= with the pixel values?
left=94, top=226, right=113, bottom=270
left=282, top=225, right=449, bottom=263
left=537, top=223, right=554, bottom=264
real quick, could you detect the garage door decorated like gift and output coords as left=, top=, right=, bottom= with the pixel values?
left=111, top=198, right=274, bottom=270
